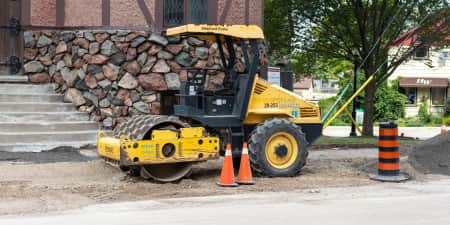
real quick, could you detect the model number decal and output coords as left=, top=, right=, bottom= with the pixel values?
left=264, top=103, right=299, bottom=108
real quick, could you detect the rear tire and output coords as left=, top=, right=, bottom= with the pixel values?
left=249, top=118, right=308, bottom=177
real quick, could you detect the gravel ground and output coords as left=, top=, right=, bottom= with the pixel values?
left=0, top=147, right=430, bottom=216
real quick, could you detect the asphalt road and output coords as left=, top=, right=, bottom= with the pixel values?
left=324, top=126, right=441, bottom=140
left=1, top=177, right=449, bottom=225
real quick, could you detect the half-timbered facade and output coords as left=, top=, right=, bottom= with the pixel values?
left=25, top=0, right=263, bottom=29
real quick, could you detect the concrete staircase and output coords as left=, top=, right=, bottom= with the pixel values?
left=0, top=76, right=98, bottom=152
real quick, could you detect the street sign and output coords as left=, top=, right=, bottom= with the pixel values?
left=356, top=108, right=364, bottom=125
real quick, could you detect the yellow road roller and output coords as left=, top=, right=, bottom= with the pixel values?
left=97, top=24, right=322, bottom=182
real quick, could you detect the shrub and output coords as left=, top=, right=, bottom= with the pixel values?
left=318, top=97, right=336, bottom=116
left=374, top=85, right=407, bottom=122
left=430, top=115, right=443, bottom=125
left=403, top=117, right=424, bottom=127
left=318, top=96, right=351, bottom=125
left=418, top=97, right=432, bottom=123
left=445, top=97, right=450, bottom=116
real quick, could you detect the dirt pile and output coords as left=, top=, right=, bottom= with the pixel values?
left=408, top=133, right=450, bottom=175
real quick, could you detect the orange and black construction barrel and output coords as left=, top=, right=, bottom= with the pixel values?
left=369, top=121, right=409, bottom=182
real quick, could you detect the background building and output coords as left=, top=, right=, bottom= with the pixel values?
left=294, top=77, right=339, bottom=104
left=0, top=0, right=263, bottom=127
left=388, top=31, right=450, bottom=116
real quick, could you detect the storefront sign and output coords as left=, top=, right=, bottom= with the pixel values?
left=399, top=77, right=448, bottom=87
left=415, top=78, right=432, bottom=85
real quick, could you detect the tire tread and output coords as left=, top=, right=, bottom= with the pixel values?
left=248, top=118, right=308, bottom=177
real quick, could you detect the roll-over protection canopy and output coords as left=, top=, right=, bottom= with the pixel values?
left=166, top=24, right=265, bottom=41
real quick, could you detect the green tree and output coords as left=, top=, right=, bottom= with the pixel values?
left=291, top=0, right=449, bottom=135
left=264, top=0, right=297, bottom=62
left=291, top=52, right=354, bottom=79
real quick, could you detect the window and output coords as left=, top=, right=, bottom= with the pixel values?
left=190, top=0, right=208, bottom=24
left=431, top=88, right=446, bottom=106
left=400, top=87, right=417, bottom=105
left=164, top=0, right=185, bottom=27
left=164, top=0, right=209, bottom=27
left=414, top=46, right=429, bottom=60
left=438, top=51, right=449, bottom=67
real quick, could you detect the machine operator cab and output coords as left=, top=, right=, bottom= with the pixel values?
left=166, top=24, right=265, bottom=128
left=166, top=24, right=322, bottom=146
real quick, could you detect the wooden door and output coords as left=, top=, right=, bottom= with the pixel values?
left=0, top=0, right=22, bottom=75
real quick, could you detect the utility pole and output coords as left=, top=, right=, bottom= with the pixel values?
left=350, top=51, right=358, bottom=137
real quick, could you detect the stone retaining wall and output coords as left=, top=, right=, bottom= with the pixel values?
left=22, top=30, right=249, bottom=128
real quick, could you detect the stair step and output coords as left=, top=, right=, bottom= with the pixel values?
left=0, top=75, right=29, bottom=83
left=0, top=83, right=99, bottom=152
left=0, top=141, right=96, bottom=152
left=0, top=83, right=56, bottom=94
left=0, top=112, right=90, bottom=122
left=0, top=93, right=64, bottom=102
left=0, top=130, right=98, bottom=144
left=0, top=102, right=76, bottom=112
left=0, top=121, right=98, bottom=132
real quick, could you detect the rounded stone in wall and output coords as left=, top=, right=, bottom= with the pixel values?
left=118, top=73, right=138, bottom=89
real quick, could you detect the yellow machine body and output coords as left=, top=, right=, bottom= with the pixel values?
left=244, top=77, right=321, bottom=125
left=97, top=127, right=220, bottom=166
left=97, top=133, right=121, bottom=161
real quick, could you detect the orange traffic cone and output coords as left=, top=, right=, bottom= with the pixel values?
left=237, top=142, right=255, bottom=185
left=441, top=120, right=447, bottom=134
left=217, top=144, right=238, bottom=187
